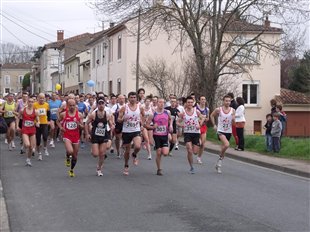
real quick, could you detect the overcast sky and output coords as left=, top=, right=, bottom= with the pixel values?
left=0, top=0, right=101, bottom=47
left=0, top=0, right=309, bottom=51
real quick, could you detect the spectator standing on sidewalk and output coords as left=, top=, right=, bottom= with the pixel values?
left=227, top=93, right=239, bottom=149
left=276, top=105, right=287, bottom=137
left=263, top=114, right=273, bottom=152
left=271, top=113, right=282, bottom=153
left=235, top=97, right=245, bottom=151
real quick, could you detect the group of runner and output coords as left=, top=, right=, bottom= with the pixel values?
left=0, top=89, right=235, bottom=177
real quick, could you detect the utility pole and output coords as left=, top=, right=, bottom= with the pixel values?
left=135, top=5, right=141, bottom=92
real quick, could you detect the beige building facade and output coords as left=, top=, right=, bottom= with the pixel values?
left=0, top=63, right=33, bottom=95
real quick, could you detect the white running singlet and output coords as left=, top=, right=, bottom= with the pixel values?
left=217, top=107, right=233, bottom=133
left=183, top=109, right=200, bottom=134
left=122, top=104, right=141, bottom=133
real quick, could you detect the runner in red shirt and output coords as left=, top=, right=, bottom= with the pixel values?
left=16, top=98, right=40, bottom=167
left=57, top=99, right=84, bottom=177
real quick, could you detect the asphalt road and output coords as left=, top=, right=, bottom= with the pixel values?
left=0, top=139, right=309, bottom=232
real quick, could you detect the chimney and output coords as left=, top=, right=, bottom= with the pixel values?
left=57, top=30, right=64, bottom=41
left=109, top=22, right=115, bottom=28
left=264, top=16, right=270, bottom=28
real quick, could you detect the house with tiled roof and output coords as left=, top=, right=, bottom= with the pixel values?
left=0, top=63, right=33, bottom=95
left=39, top=31, right=99, bottom=93
left=86, top=14, right=283, bottom=135
left=275, top=88, right=310, bottom=136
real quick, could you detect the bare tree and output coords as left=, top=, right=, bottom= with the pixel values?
left=0, top=42, right=37, bottom=63
left=139, top=57, right=191, bottom=99
left=90, top=0, right=310, bottom=108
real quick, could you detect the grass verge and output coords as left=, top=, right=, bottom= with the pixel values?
left=206, top=127, right=310, bottom=160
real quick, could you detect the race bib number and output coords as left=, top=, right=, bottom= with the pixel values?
left=155, top=125, right=167, bottom=133
left=6, top=111, right=14, bottom=117
left=38, top=108, right=46, bottom=116
left=66, top=122, right=77, bottom=130
left=126, top=121, right=138, bottom=129
left=24, top=120, right=34, bottom=127
left=185, top=125, right=196, bottom=132
left=50, top=108, right=58, bottom=115
left=95, top=127, right=106, bottom=136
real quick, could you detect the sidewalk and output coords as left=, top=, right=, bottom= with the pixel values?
left=181, top=140, right=310, bottom=178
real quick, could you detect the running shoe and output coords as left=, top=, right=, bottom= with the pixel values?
left=189, top=167, right=195, bottom=174
left=168, top=152, right=173, bottom=157
left=50, top=140, right=55, bottom=148
left=123, top=167, right=129, bottom=176
left=157, top=169, right=163, bottom=176
left=25, top=159, right=32, bottom=167
left=81, top=142, right=85, bottom=149
left=44, top=149, right=49, bottom=156
left=68, top=170, right=75, bottom=177
left=20, top=149, right=25, bottom=155
left=133, top=158, right=139, bottom=166
left=56, top=137, right=60, bottom=142
left=116, top=154, right=121, bottom=159
left=215, top=159, right=222, bottom=174
left=11, top=141, right=16, bottom=148
left=174, top=144, right=179, bottom=150
left=110, top=148, right=114, bottom=154
left=4, top=139, right=8, bottom=144
left=65, top=158, right=71, bottom=167
left=197, top=157, right=202, bottom=164
left=96, top=170, right=103, bottom=177
left=147, top=154, right=152, bottom=160
left=38, top=154, right=43, bottom=161
left=8, top=143, right=12, bottom=151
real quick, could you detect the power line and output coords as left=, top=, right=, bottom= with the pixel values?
left=1, top=10, right=56, bottom=38
left=1, top=24, right=30, bottom=47
left=0, top=13, right=53, bottom=43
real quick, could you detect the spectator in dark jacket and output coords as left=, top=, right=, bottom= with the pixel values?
left=264, top=114, right=273, bottom=152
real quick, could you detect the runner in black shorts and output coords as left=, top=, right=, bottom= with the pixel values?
left=85, top=97, right=114, bottom=176
left=117, top=92, right=145, bottom=176
left=177, top=96, right=204, bottom=174
left=165, top=95, right=179, bottom=156
left=146, top=98, right=173, bottom=175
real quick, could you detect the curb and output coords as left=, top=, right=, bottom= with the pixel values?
left=0, top=180, right=10, bottom=232
left=206, top=147, right=310, bottom=179
left=180, top=141, right=310, bottom=179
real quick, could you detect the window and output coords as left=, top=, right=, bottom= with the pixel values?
left=51, top=56, right=58, bottom=68
left=4, top=88, right=10, bottom=94
left=19, top=75, right=23, bottom=84
left=117, top=78, right=121, bottom=94
left=109, top=80, right=113, bottom=95
left=92, top=47, right=96, bottom=68
left=242, top=81, right=259, bottom=105
left=5, top=75, right=10, bottom=85
left=102, top=42, right=107, bottom=64
left=233, top=35, right=259, bottom=64
left=117, top=35, right=122, bottom=60
left=96, top=44, right=101, bottom=65
left=108, top=39, right=113, bottom=62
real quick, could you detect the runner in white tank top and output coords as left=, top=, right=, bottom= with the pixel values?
left=210, top=95, right=236, bottom=174
left=117, top=92, right=145, bottom=176
left=177, top=96, right=203, bottom=174
left=141, top=96, right=153, bottom=160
